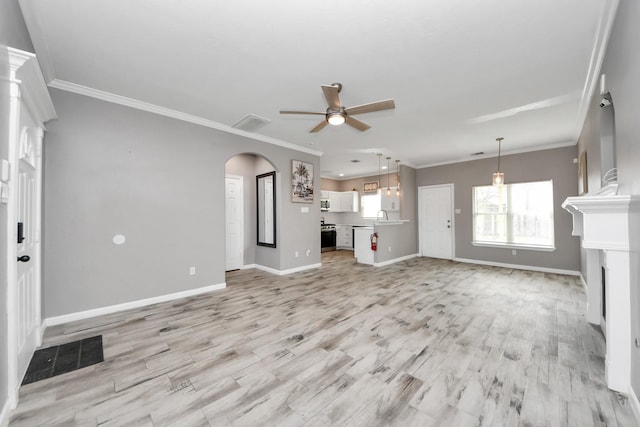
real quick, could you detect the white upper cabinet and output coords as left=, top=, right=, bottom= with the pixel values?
left=340, top=191, right=359, bottom=213
left=328, top=191, right=342, bottom=212
left=324, top=190, right=359, bottom=212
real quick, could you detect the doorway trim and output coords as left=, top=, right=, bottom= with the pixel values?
left=4, top=48, right=56, bottom=413
left=225, top=174, right=244, bottom=271
left=418, top=183, right=455, bottom=260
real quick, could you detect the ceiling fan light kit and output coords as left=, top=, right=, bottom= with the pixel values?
left=327, top=111, right=346, bottom=126
left=280, top=83, right=395, bottom=133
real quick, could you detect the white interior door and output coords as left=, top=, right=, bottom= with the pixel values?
left=14, top=127, right=42, bottom=383
left=225, top=175, right=244, bottom=271
left=419, top=184, right=454, bottom=259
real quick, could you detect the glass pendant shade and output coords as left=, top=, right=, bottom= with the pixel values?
left=492, top=171, right=504, bottom=186
left=492, top=137, right=505, bottom=186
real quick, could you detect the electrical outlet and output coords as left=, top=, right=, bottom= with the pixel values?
left=306, top=249, right=311, bottom=256
left=512, top=249, right=517, bottom=256
left=189, top=266, right=196, bottom=275
left=295, top=251, right=299, bottom=258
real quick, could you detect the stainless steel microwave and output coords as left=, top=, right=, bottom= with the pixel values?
left=320, top=199, right=330, bottom=211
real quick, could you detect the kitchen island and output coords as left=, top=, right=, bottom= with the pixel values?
left=353, top=221, right=417, bottom=266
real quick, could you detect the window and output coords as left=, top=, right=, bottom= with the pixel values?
left=473, top=180, right=554, bottom=249
left=361, top=191, right=381, bottom=218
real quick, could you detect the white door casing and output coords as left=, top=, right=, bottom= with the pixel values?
left=225, top=175, right=244, bottom=270
left=5, top=48, right=56, bottom=409
left=419, top=184, right=454, bottom=259
left=15, top=126, right=42, bottom=386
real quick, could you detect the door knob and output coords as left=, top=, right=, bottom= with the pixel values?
left=17, top=255, right=30, bottom=262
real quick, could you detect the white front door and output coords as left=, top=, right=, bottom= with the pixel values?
left=225, top=175, right=244, bottom=271
left=419, top=184, right=454, bottom=259
left=14, top=127, right=42, bottom=383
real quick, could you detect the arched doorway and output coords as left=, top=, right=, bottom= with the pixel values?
left=224, top=153, right=277, bottom=272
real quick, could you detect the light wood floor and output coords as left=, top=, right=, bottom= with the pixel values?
left=9, top=251, right=638, bottom=426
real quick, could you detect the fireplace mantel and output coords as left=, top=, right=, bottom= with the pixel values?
left=562, top=194, right=639, bottom=394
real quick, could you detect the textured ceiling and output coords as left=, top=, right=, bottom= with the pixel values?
left=20, top=0, right=616, bottom=179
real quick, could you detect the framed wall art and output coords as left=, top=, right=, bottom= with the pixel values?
left=291, top=160, right=314, bottom=203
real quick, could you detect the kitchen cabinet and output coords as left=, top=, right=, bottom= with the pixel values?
left=340, top=191, right=359, bottom=213
left=325, top=190, right=359, bottom=212
left=381, top=187, right=399, bottom=212
left=321, top=190, right=330, bottom=199
left=328, top=191, right=342, bottom=212
left=336, top=225, right=353, bottom=249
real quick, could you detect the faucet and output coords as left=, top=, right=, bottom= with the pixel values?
left=377, top=210, right=389, bottom=221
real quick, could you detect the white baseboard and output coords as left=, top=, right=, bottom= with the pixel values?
left=374, top=253, right=419, bottom=267
left=43, top=282, right=226, bottom=328
left=453, top=257, right=580, bottom=276
left=630, top=385, right=640, bottom=426
left=242, top=263, right=322, bottom=276
left=0, top=396, right=12, bottom=427
left=579, top=273, right=588, bottom=290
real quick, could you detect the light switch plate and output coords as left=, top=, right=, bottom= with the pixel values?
left=301, top=206, right=309, bottom=213
left=1, top=160, right=9, bottom=183
left=455, top=208, right=461, bottom=214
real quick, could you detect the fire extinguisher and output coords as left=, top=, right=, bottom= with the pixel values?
left=370, top=232, right=379, bottom=251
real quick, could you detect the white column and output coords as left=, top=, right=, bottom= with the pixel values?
left=603, top=249, right=632, bottom=393
left=584, top=248, right=602, bottom=325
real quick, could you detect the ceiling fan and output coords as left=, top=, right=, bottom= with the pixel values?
left=280, top=83, right=395, bottom=133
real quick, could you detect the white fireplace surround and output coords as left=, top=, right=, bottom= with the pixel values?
left=562, top=192, right=639, bottom=394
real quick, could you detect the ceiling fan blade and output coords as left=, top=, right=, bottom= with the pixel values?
left=345, top=99, right=395, bottom=116
left=321, top=85, right=342, bottom=110
left=345, top=116, right=371, bottom=132
left=280, top=110, right=325, bottom=115
left=310, top=120, right=329, bottom=133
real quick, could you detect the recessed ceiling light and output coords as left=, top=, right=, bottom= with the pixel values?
left=339, top=173, right=344, bottom=177
left=381, top=166, right=388, bottom=170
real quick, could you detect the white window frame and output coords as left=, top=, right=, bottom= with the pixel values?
left=361, top=190, right=381, bottom=219
left=472, top=180, right=555, bottom=251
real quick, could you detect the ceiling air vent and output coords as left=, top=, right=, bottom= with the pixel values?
left=232, top=114, right=271, bottom=132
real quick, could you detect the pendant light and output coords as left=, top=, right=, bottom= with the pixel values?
left=395, top=160, right=401, bottom=196
left=492, top=137, right=505, bottom=186
left=386, top=157, right=391, bottom=196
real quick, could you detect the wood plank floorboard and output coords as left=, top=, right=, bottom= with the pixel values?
left=9, top=251, right=637, bottom=426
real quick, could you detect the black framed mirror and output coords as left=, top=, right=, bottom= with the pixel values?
left=257, top=171, right=276, bottom=247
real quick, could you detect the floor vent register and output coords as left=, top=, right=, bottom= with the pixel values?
left=22, top=335, right=104, bottom=385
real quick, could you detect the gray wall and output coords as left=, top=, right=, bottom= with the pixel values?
left=577, top=0, right=640, bottom=400
left=416, top=146, right=581, bottom=271
left=1, top=0, right=34, bottom=53
left=43, top=89, right=320, bottom=317
left=1, top=0, right=35, bottom=415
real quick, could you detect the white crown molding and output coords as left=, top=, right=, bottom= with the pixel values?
left=48, top=79, right=323, bottom=157
left=415, top=140, right=577, bottom=170
left=8, top=48, right=57, bottom=125
left=42, top=282, right=226, bottom=328
left=573, top=0, right=619, bottom=141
